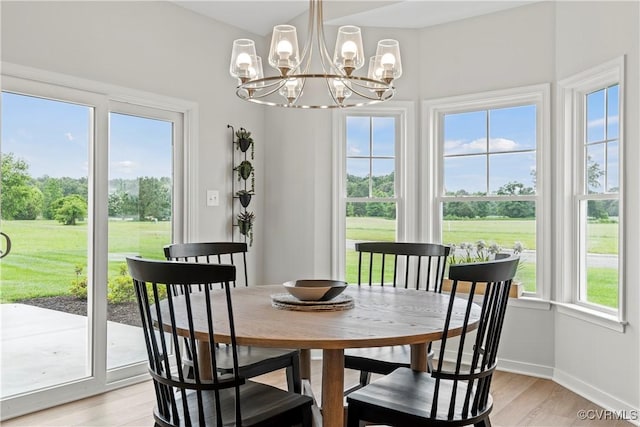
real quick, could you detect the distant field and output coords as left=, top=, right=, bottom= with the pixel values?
left=0, top=220, right=170, bottom=302
left=1, top=218, right=618, bottom=308
left=347, top=217, right=618, bottom=254
left=345, top=216, right=618, bottom=307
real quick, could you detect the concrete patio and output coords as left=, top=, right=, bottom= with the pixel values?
left=0, top=303, right=147, bottom=398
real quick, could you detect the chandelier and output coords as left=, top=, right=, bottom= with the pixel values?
left=229, top=0, right=402, bottom=109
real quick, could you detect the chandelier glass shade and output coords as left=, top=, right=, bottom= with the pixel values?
left=229, top=0, right=402, bottom=109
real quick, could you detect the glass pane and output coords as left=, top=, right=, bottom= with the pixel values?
left=372, top=116, right=395, bottom=156
left=444, top=155, right=486, bottom=195
left=489, top=152, right=536, bottom=195
left=372, top=159, right=395, bottom=197
left=607, top=84, right=619, bottom=139
left=583, top=200, right=619, bottom=308
left=345, top=202, right=397, bottom=284
left=443, top=110, right=487, bottom=155
left=442, top=202, right=536, bottom=292
left=107, top=112, right=173, bottom=370
left=586, top=89, right=605, bottom=143
left=607, top=140, right=619, bottom=193
left=1, top=92, right=91, bottom=397
left=586, top=143, right=605, bottom=194
left=489, top=104, right=536, bottom=152
left=346, top=116, right=370, bottom=157
left=346, top=158, right=370, bottom=197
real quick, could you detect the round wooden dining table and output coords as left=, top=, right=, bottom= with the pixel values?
left=158, top=284, right=481, bottom=427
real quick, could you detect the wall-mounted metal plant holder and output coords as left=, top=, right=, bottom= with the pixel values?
left=228, top=124, right=256, bottom=246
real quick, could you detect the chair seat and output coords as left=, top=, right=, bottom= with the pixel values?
left=346, top=367, right=493, bottom=426
left=156, top=380, right=313, bottom=427
left=345, top=344, right=435, bottom=375
left=216, top=345, right=299, bottom=377
left=345, top=345, right=411, bottom=374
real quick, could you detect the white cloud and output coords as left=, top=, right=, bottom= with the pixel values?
left=444, top=137, right=518, bottom=154
left=347, top=146, right=362, bottom=156
left=488, top=137, right=518, bottom=151
left=65, top=132, right=75, bottom=141
left=588, top=115, right=618, bottom=128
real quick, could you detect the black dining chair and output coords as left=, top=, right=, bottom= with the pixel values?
left=345, top=256, right=519, bottom=427
left=344, top=242, right=450, bottom=393
left=126, top=257, right=312, bottom=427
left=164, top=242, right=302, bottom=393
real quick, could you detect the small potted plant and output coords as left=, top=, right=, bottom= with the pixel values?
left=237, top=211, right=255, bottom=246
left=234, top=160, right=254, bottom=181
left=235, top=128, right=254, bottom=154
left=235, top=189, right=253, bottom=208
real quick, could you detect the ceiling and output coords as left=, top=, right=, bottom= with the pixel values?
left=172, top=1, right=537, bottom=37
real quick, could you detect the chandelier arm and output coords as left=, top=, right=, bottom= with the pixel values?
left=241, top=74, right=392, bottom=102
left=343, top=77, right=391, bottom=92
left=238, top=78, right=288, bottom=100
left=347, top=83, right=391, bottom=101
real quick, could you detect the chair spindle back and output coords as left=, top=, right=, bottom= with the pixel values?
left=355, top=242, right=450, bottom=292
left=126, top=257, right=240, bottom=427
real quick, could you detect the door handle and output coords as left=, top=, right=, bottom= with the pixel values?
left=0, top=232, right=11, bottom=259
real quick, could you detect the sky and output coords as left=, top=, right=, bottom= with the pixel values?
left=1, top=92, right=172, bottom=181
left=3, top=87, right=617, bottom=193
left=345, top=92, right=618, bottom=196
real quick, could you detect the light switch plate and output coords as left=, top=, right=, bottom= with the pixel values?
left=206, top=190, right=219, bottom=206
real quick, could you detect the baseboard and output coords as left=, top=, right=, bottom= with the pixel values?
left=495, top=356, right=554, bottom=379
left=554, top=368, right=640, bottom=426
left=436, top=349, right=638, bottom=425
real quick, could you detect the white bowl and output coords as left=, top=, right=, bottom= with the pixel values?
left=283, top=280, right=347, bottom=301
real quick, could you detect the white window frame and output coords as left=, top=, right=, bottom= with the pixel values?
left=0, top=62, right=198, bottom=419
left=556, top=57, right=626, bottom=330
left=331, top=102, right=416, bottom=280
left=423, top=84, right=551, bottom=301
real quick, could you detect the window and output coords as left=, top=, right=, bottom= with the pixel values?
left=333, top=103, right=415, bottom=283
left=425, top=85, right=550, bottom=299
left=558, top=58, right=624, bottom=322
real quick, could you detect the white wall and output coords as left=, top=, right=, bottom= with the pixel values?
left=263, top=0, right=639, bottom=414
left=262, top=22, right=421, bottom=284
left=554, top=1, right=640, bottom=413
left=417, top=0, right=558, bottom=377
left=1, top=0, right=266, bottom=279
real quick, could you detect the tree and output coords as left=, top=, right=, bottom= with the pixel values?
left=39, top=177, right=64, bottom=219
left=496, top=182, right=535, bottom=218
left=137, top=177, right=171, bottom=220
left=1, top=153, right=43, bottom=219
left=346, top=174, right=369, bottom=198
left=108, top=191, right=138, bottom=218
left=54, top=195, right=87, bottom=225
left=587, top=156, right=605, bottom=193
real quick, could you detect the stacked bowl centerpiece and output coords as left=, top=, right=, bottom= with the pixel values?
left=282, top=280, right=347, bottom=301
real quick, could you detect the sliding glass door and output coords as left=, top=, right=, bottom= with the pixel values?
left=1, top=91, right=93, bottom=396
left=106, top=105, right=179, bottom=374
left=1, top=75, right=186, bottom=418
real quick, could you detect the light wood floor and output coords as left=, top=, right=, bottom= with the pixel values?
left=4, top=363, right=632, bottom=427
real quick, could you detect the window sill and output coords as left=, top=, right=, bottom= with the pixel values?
left=553, top=302, right=626, bottom=333
left=507, top=296, right=552, bottom=311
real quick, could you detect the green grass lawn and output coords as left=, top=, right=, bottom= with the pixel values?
left=345, top=216, right=618, bottom=308
left=0, top=219, right=170, bottom=302
left=1, top=218, right=619, bottom=309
